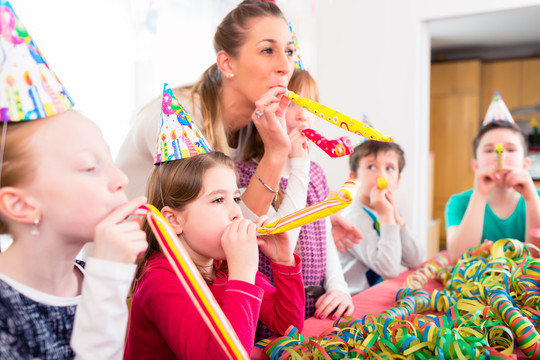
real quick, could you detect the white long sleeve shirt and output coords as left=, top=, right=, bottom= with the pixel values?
left=339, top=197, right=425, bottom=296
left=239, top=158, right=350, bottom=295
left=116, top=89, right=253, bottom=199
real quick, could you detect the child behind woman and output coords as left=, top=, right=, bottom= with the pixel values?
left=237, top=69, right=353, bottom=340
left=124, top=87, right=304, bottom=359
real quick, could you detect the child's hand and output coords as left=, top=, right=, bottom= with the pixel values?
left=502, top=167, right=537, bottom=201
left=473, top=165, right=499, bottom=197
left=330, top=214, right=363, bottom=252
left=93, top=197, right=148, bottom=264
left=369, top=187, right=394, bottom=223
left=288, top=128, right=309, bottom=158
left=256, top=216, right=295, bottom=266
left=222, top=219, right=259, bottom=284
left=385, top=189, right=405, bottom=227
left=314, top=290, right=354, bottom=320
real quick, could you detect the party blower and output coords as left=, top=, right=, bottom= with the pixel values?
left=139, top=177, right=357, bottom=359
left=257, top=178, right=358, bottom=235
left=140, top=204, right=249, bottom=360
left=287, top=90, right=394, bottom=142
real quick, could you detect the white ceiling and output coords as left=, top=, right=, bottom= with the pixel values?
left=429, top=6, right=540, bottom=50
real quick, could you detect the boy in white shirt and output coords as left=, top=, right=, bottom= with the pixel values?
left=339, top=141, right=425, bottom=295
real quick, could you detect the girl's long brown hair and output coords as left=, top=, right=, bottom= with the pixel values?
left=134, top=152, right=236, bottom=287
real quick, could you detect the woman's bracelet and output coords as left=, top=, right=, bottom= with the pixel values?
left=254, top=170, right=279, bottom=201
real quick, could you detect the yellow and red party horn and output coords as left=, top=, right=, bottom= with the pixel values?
left=287, top=90, right=394, bottom=142
left=141, top=204, right=249, bottom=360
left=301, top=128, right=353, bottom=158
left=257, top=179, right=358, bottom=235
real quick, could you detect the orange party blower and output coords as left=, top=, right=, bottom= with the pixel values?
left=257, top=179, right=358, bottom=235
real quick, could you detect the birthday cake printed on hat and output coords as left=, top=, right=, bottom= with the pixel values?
left=154, top=83, right=212, bottom=164
left=0, top=1, right=73, bottom=122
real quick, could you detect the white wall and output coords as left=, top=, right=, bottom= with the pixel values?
left=13, top=0, right=137, bottom=156
left=313, top=0, right=540, bottom=249
left=12, top=0, right=540, bottom=251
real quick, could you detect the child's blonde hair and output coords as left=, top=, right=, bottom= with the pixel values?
left=135, top=152, right=236, bottom=284
left=0, top=118, right=48, bottom=234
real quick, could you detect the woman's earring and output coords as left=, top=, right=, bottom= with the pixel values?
left=228, top=73, right=234, bottom=79
left=31, top=218, right=40, bottom=236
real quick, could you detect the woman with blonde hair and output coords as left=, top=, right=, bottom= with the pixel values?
left=117, top=0, right=295, bottom=218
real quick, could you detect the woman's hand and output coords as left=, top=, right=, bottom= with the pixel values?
left=93, top=197, right=148, bottom=264
left=256, top=216, right=295, bottom=266
left=314, top=290, right=354, bottom=320
left=252, top=86, right=291, bottom=161
left=222, top=218, right=259, bottom=284
left=288, top=128, right=309, bottom=158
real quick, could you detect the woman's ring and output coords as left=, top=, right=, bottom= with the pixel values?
left=254, top=110, right=264, bottom=119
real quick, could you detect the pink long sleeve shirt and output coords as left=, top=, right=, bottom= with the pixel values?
left=124, top=253, right=304, bottom=359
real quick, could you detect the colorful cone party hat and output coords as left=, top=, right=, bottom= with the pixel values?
left=482, top=91, right=514, bottom=126
left=358, top=114, right=376, bottom=144
left=0, top=1, right=74, bottom=122
left=154, top=83, right=212, bottom=164
left=288, top=22, right=304, bottom=70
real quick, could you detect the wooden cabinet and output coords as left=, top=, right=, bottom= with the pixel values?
left=482, top=60, right=521, bottom=113
left=522, top=58, right=540, bottom=107
left=482, top=58, right=540, bottom=120
left=430, top=60, right=482, bottom=248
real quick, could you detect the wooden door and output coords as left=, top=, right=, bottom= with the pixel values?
left=430, top=60, right=482, bottom=248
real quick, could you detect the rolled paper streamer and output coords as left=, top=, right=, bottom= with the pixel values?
left=257, top=179, right=358, bottom=235
left=301, top=128, right=353, bottom=158
left=286, top=90, right=394, bottom=142
left=496, top=143, right=503, bottom=170
left=377, top=177, right=388, bottom=190
left=141, top=204, right=249, bottom=360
